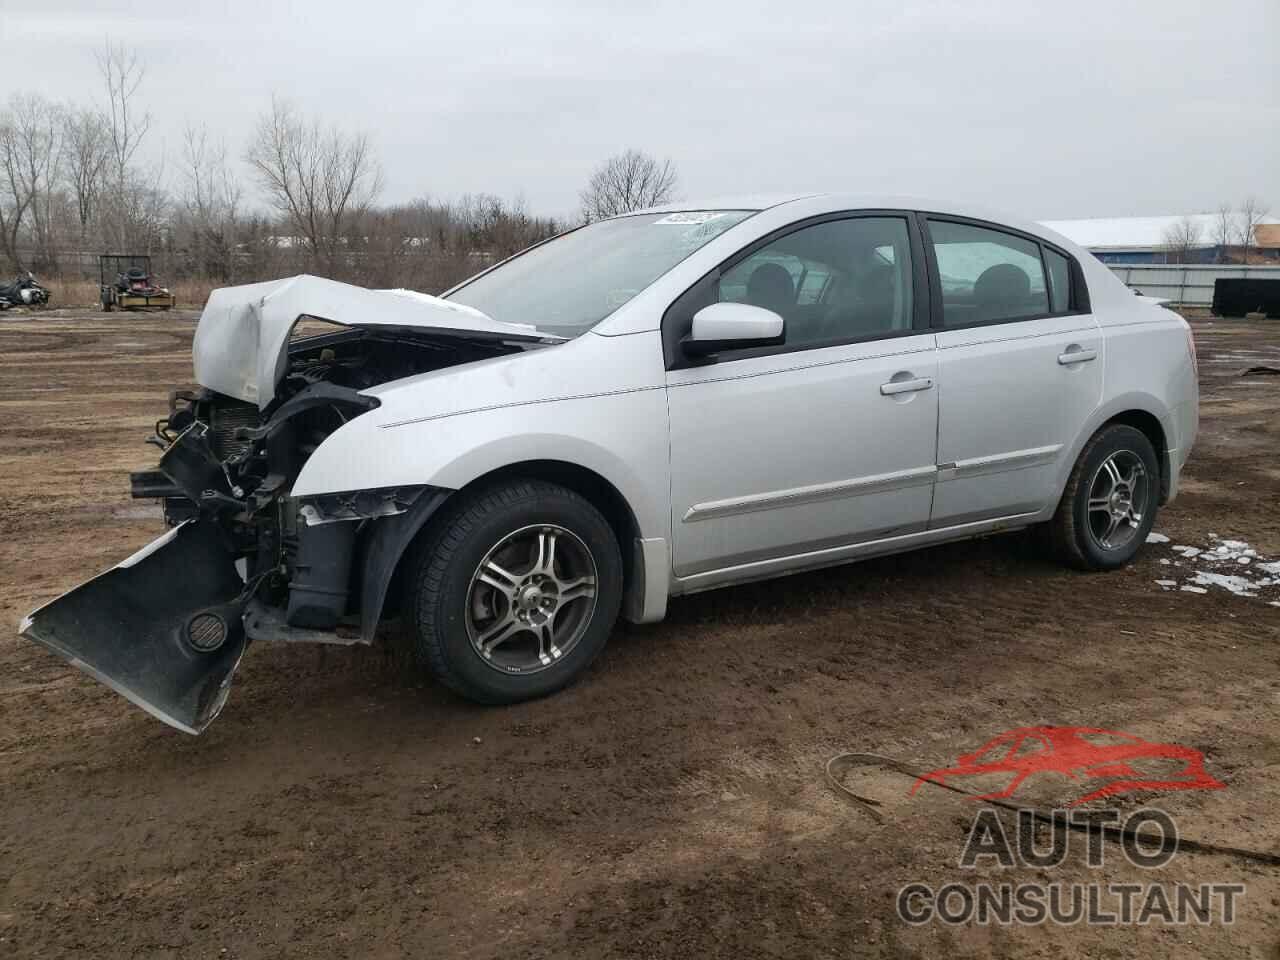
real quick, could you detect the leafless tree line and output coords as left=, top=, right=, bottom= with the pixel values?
left=1161, top=199, right=1273, bottom=264
left=579, top=148, right=678, bottom=223
left=0, top=45, right=678, bottom=296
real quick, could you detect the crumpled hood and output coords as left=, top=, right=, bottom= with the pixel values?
left=192, top=275, right=543, bottom=408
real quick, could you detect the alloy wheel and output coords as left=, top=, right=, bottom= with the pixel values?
left=1086, top=450, right=1148, bottom=551
left=465, top=524, right=598, bottom=675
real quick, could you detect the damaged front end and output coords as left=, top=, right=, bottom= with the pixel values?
left=21, top=281, right=549, bottom=733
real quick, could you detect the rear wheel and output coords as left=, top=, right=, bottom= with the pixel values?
left=1050, top=424, right=1159, bottom=570
left=407, top=480, right=623, bottom=704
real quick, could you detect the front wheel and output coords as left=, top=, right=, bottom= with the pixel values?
left=1050, top=424, right=1160, bottom=570
left=406, top=480, right=623, bottom=704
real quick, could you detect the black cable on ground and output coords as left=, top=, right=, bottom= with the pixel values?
left=825, top=752, right=1280, bottom=866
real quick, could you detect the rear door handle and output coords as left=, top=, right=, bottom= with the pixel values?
left=1058, top=347, right=1098, bottom=365
left=880, top=377, right=934, bottom=396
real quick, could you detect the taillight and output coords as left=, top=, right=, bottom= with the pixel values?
left=1185, top=324, right=1198, bottom=378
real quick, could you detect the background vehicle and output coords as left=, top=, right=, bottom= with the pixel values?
left=22, top=195, right=1199, bottom=733
left=99, top=254, right=175, bottom=311
left=0, top=271, right=50, bottom=309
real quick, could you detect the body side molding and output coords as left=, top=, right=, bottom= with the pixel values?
left=682, top=465, right=938, bottom=523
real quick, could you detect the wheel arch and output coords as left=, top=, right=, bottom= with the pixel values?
left=1101, top=409, right=1170, bottom=502
left=377, top=459, right=664, bottom=633
left=1056, top=395, right=1176, bottom=512
left=462, top=458, right=643, bottom=567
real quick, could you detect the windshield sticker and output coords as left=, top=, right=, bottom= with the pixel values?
left=606, top=289, right=639, bottom=309
left=653, top=212, right=727, bottom=226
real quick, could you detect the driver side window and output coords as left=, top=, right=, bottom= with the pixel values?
left=717, top=217, right=915, bottom=349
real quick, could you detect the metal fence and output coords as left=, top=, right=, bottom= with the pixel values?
left=1105, top=263, right=1280, bottom=307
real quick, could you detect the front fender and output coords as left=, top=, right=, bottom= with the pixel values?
left=292, top=389, right=672, bottom=542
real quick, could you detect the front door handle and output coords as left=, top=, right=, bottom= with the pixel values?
left=1058, top=347, right=1098, bottom=365
left=880, top=376, right=934, bottom=396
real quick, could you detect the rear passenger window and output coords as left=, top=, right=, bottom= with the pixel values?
left=1045, top=248, right=1071, bottom=313
left=928, top=220, right=1049, bottom=327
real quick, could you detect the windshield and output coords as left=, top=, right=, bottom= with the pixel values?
left=448, top=210, right=754, bottom=338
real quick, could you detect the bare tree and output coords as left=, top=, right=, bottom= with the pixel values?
left=245, top=97, right=383, bottom=275
left=1211, top=202, right=1234, bottom=263
left=579, top=149, right=678, bottom=223
left=1161, top=216, right=1203, bottom=265
left=0, top=93, right=63, bottom=271
left=0, top=119, right=33, bottom=271
left=180, top=125, right=242, bottom=280
left=96, top=42, right=151, bottom=191
left=1237, top=197, right=1271, bottom=264
left=96, top=42, right=157, bottom=251
left=62, top=106, right=111, bottom=243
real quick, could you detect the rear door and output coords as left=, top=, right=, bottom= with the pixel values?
left=923, top=216, right=1103, bottom=527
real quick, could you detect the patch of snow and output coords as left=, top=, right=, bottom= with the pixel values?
left=1191, top=571, right=1259, bottom=598
left=1145, top=532, right=1170, bottom=544
left=1147, top=534, right=1280, bottom=602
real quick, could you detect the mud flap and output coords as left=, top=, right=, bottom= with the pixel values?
left=19, top=521, right=248, bottom=735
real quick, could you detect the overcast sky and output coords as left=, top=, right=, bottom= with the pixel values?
left=2, top=0, right=1276, bottom=222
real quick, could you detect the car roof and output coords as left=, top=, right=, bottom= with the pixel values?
left=632, top=193, right=819, bottom=215
left=626, top=193, right=1074, bottom=248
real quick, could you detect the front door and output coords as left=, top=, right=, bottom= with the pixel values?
left=664, top=214, right=940, bottom=580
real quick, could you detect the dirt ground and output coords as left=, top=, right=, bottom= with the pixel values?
left=1, top=309, right=1279, bottom=959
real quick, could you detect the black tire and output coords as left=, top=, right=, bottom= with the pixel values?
left=406, top=480, right=623, bottom=704
left=1050, top=424, right=1160, bottom=571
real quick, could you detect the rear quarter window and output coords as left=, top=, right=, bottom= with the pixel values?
left=1045, top=248, right=1072, bottom=313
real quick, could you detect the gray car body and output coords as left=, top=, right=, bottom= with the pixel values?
left=274, top=193, right=1197, bottom=625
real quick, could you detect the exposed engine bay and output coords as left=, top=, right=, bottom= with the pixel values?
left=134, top=327, right=524, bottom=628
left=20, top=277, right=556, bottom=734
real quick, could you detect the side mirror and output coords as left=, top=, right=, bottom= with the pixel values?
left=681, top=302, right=785, bottom=359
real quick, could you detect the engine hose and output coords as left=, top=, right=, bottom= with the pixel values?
left=825, top=752, right=1280, bottom=866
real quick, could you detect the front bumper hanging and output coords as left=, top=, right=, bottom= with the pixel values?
left=19, top=520, right=248, bottom=734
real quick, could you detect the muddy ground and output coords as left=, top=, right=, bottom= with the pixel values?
left=1, top=309, right=1278, bottom=959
